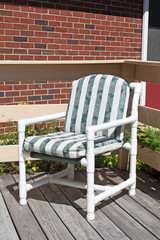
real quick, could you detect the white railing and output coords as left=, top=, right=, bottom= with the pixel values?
left=0, top=60, right=160, bottom=171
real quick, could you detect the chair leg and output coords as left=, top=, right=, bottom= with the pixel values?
left=129, top=154, right=136, bottom=196
left=19, top=154, right=27, bottom=205
left=129, top=124, right=137, bottom=196
left=67, top=163, right=74, bottom=180
left=86, top=138, right=95, bottom=221
left=86, top=171, right=95, bottom=221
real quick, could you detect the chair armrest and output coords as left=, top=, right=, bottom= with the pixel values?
left=18, top=112, right=66, bottom=132
left=86, top=116, right=136, bottom=139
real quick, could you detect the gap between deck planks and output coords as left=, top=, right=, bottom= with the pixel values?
left=0, top=169, right=160, bottom=240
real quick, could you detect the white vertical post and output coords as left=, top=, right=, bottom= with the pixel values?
left=18, top=121, right=27, bottom=205
left=140, top=0, right=149, bottom=106
left=86, top=129, right=95, bottom=221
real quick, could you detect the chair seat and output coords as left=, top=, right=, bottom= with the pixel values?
left=24, top=131, right=123, bottom=159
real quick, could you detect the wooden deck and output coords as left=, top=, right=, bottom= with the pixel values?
left=0, top=168, right=160, bottom=240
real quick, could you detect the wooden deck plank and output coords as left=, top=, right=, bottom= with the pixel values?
left=13, top=174, right=75, bottom=240
left=0, top=169, right=159, bottom=240
left=0, top=190, right=19, bottom=240
left=79, top=170, right=158, bottom=240
left=112, top=168, right=160, bottom=219
left=57, top=180, right=130, bottom=240
left=93, top=169, right=160, bottom=239
left=0, top=175, right=47, bottom=240
left=31, top=173, right=103, bottom=240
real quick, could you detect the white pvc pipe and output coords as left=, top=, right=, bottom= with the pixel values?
left=94, top=178, right=135, bottom=204
left=140, top=0, right=149, bottom=106
left=141, top=0, right=149, bottom=61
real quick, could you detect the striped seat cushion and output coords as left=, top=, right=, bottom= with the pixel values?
left=64, top=74, right=130, bottom=140
left=24, top=131, right=123, bottom=159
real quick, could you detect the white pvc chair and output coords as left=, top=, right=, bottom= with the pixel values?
left=18, top=74, right=141, bottom=220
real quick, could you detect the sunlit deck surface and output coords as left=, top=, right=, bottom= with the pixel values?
left=0, top=168, right=160, bottom=240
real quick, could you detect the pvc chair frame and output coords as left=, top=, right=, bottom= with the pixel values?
left=18, top=81, right=141, bottom=221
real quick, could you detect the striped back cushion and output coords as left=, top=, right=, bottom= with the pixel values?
left=64, top=74, right=130, bottom=140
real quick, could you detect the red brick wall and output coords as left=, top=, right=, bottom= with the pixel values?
left=0, top=0, right=143, bottom=62
left=0, top=0, right=143, bottom=133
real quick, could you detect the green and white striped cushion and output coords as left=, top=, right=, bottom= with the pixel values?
left=23, top=74, right=130, bottom=159
left=24, top=131, right=123, bottom=159
left=64, top=74, right=130, bottom=140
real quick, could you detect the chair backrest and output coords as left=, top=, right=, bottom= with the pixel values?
left=64, top=74, right=130, bottom=140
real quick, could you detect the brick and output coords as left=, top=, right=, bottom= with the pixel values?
left=5, top=17, right=19, bottom=23
left=21, top=30, right=34, bottom=36
left=42, top=26, right=54, bottom=32
left=14, top=49, right=27, bottom=54
left=34, top=8, right=48, bottom=14
left=106, top=36, right=116, bottom=41
left=5, top=55, right=19, bottom=60
left=6, top=91, right=19, bottom=97
left=0, top=22, right=13, bottom=29
left=55, top=16, right=67, bottom=22
left=0, top=92, right=4, bottom=97
left=21, top=18, right=34, bottom=24
left=14, top=24, right=28, bottom=30
left=13, top=36, right=27, bottom=42
left=21, top=90, right=34, bottom=96
left=14, top=97, right=27, bottom=102
left=0, top=48, right=12, bottom=54
left=14, top=84, right=27, bottom=90
left=29, top=13, right=41, bottom=19
left=35, top=90, right=47, bottom=95
left=0, top=10, right=12, bottom=16
left=52, top=37, right=65, bottom=45
left=49, top=21, right=60, bottom=27
left=35, top=19, right=48, bottom=25
left=28, top=96, right=41, bottom=101
left=48, top=56, right=60, bottom=60
left=95, top=46, right=105, bottom=51
left=55, top=94, right=66, bottom=99
left=21, top=6, right=35, bottom=12
left=48, top=44, right=60, bottom=50
left=35, top=43, right=46, bottom=49
left=0, top=97, right=13, bottom=103
left=48, top=32, right=61, bottom=38
left=14, top=11, right=28, bottom=18
left=74, top=23, right=84, bottom=28
left=42, top=50, right=54, bottom=55
left=134, top=29, right=141, bottom=33
left=34, top=56, right=47, bottom=60
left=21, top=55, right=34, bottom=60
left=67, top=39, right=78, bottom=45
left=5, top=5, right=20, bottom=11
left=29, top=25, right=41, bottom=31
left=41, top=38, right=54, bottom=43
left=5, top=29, right=20, bottom=35
left=48, top=89, right=60, bottom=94
left=85, top=24, right=95, bottom=29
left=55, top=27, right=67, bottom=33
left=0, top=36, right=12, bottom=41
left=5, top=42, right=20, bottom=48
left=42, top=95, right=54, bottom=100
left=28, top=49, right=41, bottom=55
left=68, top=17, right=79, bottom=23
left=0, top=85, right=12, bottom=90
left=35, top=31, right=48, bottom=37
left=61, top=33, right=73, bottom=39
left=60, top=10, right=72, bottom=16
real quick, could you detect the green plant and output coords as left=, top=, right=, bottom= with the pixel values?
left=125, top=126, right=160, bottom=179
left=137, top=126, right=160, bottom=152
left=0, top=113, right=60, bottom=174
left=95, top=154, right=118, bottom=168
left=126, top=126, right=160, bottom=152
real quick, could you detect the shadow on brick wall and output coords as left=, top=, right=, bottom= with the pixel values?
left=0, top=0, right=143, bottom=18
